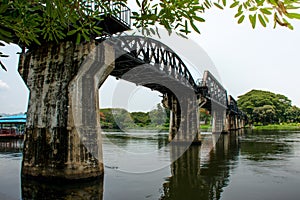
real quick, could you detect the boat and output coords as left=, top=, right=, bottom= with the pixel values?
left=0, top=114, right=26, bottom=139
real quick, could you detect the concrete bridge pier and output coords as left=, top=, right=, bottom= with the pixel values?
left=240, top=118, right=245, bottom=128
left=235, top=116, right=239, bottom=129
left=232, top=115, right=237, bottom=130
left=18, top=41, right=114, bottom=181
left=162, top=94, right=200, bottom=144
left=225, top=114, right=236, bottom=131
left=223, top=114, right=230, bottom=133
left=211, top=109, right=226, bottom=133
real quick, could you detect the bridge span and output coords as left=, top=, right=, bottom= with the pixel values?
left=17, top=3, right=247, bottom=181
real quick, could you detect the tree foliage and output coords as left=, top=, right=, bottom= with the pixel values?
left=1, top=0, right=300, bottom=50
left=1, top=0, right=300, bottom=70
left=99, top=104, right=169, bottom=130
left=237, top=89, right=300, bottom=124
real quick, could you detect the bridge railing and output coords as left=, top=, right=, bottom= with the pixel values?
left=84, top=1, right=131, bottom=28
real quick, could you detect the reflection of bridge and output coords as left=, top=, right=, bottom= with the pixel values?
left=161, top=132, right=242, bottom=200
left=18, top=3, right=247, bottom=181
left=0, top=139, right=23, bottom=153
left=20, top=132, right=242, bottom=200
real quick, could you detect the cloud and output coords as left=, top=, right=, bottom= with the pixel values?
left=0, top=80, right=9, bottom=90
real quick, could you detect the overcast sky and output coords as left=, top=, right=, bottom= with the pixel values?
left=1, top=7, right=300, bottom=114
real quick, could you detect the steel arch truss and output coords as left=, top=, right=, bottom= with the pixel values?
left=200, top=70, right=228, bottom=109
left=110, top=35, right=198, bottom=91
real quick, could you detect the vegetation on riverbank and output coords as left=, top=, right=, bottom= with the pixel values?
left=100, top=104, right=213, bottom=132
left=99, top=104, right=170, bottom=131
left=252, top=123, right=300, bottom=130
left=238, top=90, right=300, bottom=125
left=100, top=90, right=300, bottom=132
left=200, top=124, right=212, bottom=131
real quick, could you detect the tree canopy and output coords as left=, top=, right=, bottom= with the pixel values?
left=1, top=0, right=300, bottom=49
left=237, top=89, right=299, bottom=124
left=99, top=104, right=169, bottom=130
left=1, top=0, right=300, bottom=70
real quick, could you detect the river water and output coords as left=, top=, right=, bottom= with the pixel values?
left=0, top=129, right=300, bottom=200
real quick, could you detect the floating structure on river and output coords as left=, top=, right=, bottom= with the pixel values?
left=0, top=114, right=26, bottom=138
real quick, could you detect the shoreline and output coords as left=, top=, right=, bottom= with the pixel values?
left=251, top=123, right=300, bottom=130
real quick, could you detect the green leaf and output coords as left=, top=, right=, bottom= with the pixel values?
left=213, top=3, right=223, bottom=10
left=258, top=14, right=266, bottom=27
left=67, top=29, right=77, bottom=36
left=260, top=8, right=272, bottom=15
left=249, top=14, right=257, bottom=29
left=222, top=0, right=227, bottom=7
left=283, top=18, right=294, bottom=30
left=235, top=11, right=243, bottom=18
left=136, top=0, right=141, bottom=7
left=286, top=13, right=300, bottom=19
left=194, top=16, right=205, bottom=22
left=0, top=4, right=8, bottom=13
left=150, top=27, right=155, bottom=35
left=238, top=15, right=245, bottom=24
left=190, top=21, right=200, bottom=34
left=285, top=5, right=300, bottom=10
left=82, top=32, right=90, bottom=42
left=249, top=7, right=257, bottom=11
left=0, top=28, right=12, bottom=38
left=76, top=33, right=81, bottom=44
left=263, top=14, right=269, bottom=23
left=32, top=37, right=41, bottom=45
left=230, top=1, right=239, bottom=8
left=287, top=24, right=294, bottom=30
left=238, top=4, right=243, bottom=12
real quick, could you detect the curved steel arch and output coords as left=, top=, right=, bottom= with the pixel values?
left=106, top=35, right=236, bottom=111
left=110, top=35, right=198, bottom=92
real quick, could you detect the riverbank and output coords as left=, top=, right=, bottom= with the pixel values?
left=252, top=123, right=300, bottom=130
left=200, top=124, right=212, bottom=132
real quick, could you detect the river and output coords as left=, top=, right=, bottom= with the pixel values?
left=0, top=129, right=300, bottom=200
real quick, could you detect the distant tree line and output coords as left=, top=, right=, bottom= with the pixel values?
left=99, top=104, right=170, bottom=130
left=237, top=90, right=300, bottom=125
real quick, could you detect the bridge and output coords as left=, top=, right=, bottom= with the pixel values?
left=17, top=3, right=247, bottom=181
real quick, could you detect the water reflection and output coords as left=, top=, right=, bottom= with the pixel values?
left=160, top=132, right=242, bottom=200
left=22, top=178, right=103, bottom=200
left=1, top=129, right=298, bottom=199
left=240, top=130, right=292, bottom=162
left=0, top=138, right=23, bottom=153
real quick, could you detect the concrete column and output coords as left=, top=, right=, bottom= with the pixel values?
left=222, top=110, right=228, bottom=133
left=168, top=94, right=179, bottom=141
left=168, top=94, right=200, bottom=144
left=223, top=114, right=230, bottom=133
left=211, top=111, right=216, bottom=133
left=237, top=118, right=241, bottom=129
left=19, top=41, right=114, bottom=181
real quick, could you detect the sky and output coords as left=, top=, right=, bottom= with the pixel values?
left=1, top=6, right=300, bottom=114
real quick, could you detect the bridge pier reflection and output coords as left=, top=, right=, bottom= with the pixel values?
left=161, top=132, right=241, bottom=200
left=21, top=177, right=103, bottom=200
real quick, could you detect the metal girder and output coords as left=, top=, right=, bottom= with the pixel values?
left=104, top=35, right=247, bottom=120
left=200, top=70, right=228, bottom=109
left=228, top=95, right=239, bottom=114
left=110, top=35, right=198, bottom=92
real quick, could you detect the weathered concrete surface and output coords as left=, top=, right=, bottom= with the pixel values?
left=19, top=41, right=114, bottom=181
left=162, top=93, right=201, bottom=144
left=223, top=114, right=246, bottom=132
